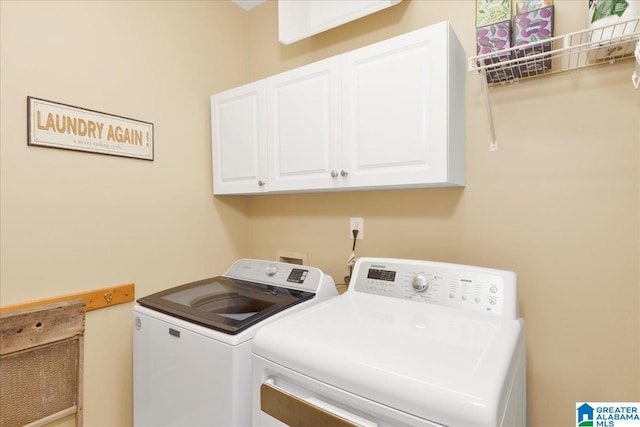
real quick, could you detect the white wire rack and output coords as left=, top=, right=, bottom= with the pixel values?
left=468, top=17, right=640, bottom=85
left=468, top=17, right=640, bottom=151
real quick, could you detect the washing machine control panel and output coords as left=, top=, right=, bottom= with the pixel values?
left=224, top=259, right=327, bottom=293
left=352, top=258, right=518, bottom=319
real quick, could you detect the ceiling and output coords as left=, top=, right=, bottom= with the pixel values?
left=232, top=0, right=266, bottom=11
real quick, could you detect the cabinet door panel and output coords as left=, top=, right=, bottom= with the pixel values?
left=353, top=49, right=430, bottom=168
left=279, top=0, right=402, bottom=45
left=267, top=56, right=341, bottom=192
left=211, top=81, right=267, bottom=194
left=341, top=22, right=460, bottom=189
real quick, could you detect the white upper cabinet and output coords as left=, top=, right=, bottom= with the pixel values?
left=267, top=56, right=342, bottom=192
left=211, top=81, right=267, bottom=195
left=210, top=21, right=466, bottom=195
left=278, top=0, right=403, bottom=45
left=341, top=21, right=466, bottom=190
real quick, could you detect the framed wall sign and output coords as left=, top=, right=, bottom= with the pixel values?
left=27, top=97, right=154, bottom=160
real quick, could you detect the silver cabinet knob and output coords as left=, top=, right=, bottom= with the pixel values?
left=330, top=170, right=339, bottom=178
left=340, top=170, right=349, bottom=177
left=258, top=180, right=266, bottom=187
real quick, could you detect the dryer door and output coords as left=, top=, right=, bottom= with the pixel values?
left=252, top=355, right=443, bottom=427
left=261, top=379, right=373, bottom=427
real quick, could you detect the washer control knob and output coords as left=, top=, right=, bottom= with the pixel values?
left=265, top=264, right=278, bottom=276
left=411, top=275, right=429, bottom=293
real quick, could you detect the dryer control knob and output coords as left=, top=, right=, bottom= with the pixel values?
left=265, top=264, right=278, bottom=276
left=411, top=275, right=429, bottom=293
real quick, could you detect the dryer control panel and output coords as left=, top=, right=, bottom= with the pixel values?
left=351, top=258, right=518, bottom=319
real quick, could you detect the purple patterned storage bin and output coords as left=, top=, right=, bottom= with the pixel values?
left=477, top=20, right=519, bottom=83
left=513, top=6, right=554, bottom=78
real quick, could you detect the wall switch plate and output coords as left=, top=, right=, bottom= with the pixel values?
left=350, top=217, right=364, bottom=240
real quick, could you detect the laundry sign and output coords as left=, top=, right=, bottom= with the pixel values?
left=28, top=97, right=154, bottom=160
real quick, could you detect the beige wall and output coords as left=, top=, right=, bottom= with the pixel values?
left=244, top=1, right=640, bottom=427
left=0, top=1, right=250, bottom=425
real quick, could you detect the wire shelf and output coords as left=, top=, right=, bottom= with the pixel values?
left=468, top=17, right=640, bottom=86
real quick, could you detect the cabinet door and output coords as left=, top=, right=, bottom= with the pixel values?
left=341, top=21, right=465, bottom=189
left=211, top=81, right=268, bottom=195
left=267, top=56, right=342, bottom=193
left=278, top=0, right=402, bottom=45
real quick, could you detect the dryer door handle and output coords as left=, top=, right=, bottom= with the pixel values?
left=261, top=378, right=377, bottom=427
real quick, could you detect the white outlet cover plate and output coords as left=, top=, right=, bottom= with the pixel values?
left=350, top=217, right=364, bottom=240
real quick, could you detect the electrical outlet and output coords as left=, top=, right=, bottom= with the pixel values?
left=350, top=217, right=364, bottom=240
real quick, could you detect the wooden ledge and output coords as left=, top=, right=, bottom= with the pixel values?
left=0, top=283, right=135, bottom=314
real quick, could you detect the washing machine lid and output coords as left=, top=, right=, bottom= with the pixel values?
left=253, top=292, right=525, bottom=426
left=137, top=276, right=315, bottom=335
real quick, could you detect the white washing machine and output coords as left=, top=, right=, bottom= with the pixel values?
left=252, top=257, right=527, bottom=427
left=133, top=259, right=337, bottom=427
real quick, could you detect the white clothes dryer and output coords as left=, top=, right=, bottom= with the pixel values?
left=133, top=259, right=337, bottom=427
left=252, top=257, right=526, bottom=427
